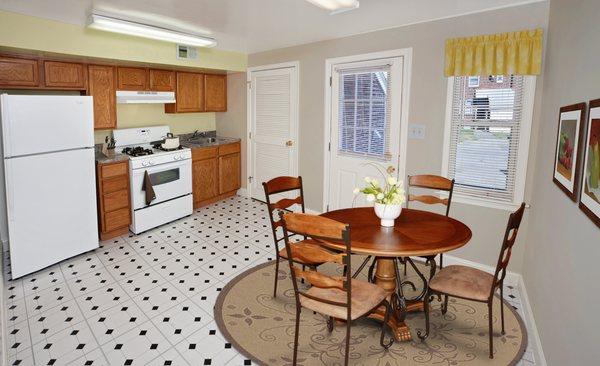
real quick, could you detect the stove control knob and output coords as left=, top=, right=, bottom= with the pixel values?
left=148, top=161, right=154, bottom=166
left=142, top=161, right=148, bottom=167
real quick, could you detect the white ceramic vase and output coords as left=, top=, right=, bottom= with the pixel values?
left=374, top=203, right=402, bottom=227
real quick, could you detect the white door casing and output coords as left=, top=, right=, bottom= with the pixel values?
left=324, top=49, right=411, bottom=211
left=247, top=62, right=299, bottom=201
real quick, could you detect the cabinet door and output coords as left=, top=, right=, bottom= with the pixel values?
left=149, top=69, right=175, bottom=91
left=117, top=67, right=148, bottom=90
left=88, top=65, right=117, bottom=130
left=167, top=72, right=204, bottom=113
left=219, top=153, right=240, bottom=194
left=44, top=61, right=86, bottom=89
left=193, top=158, right=218, bottom=203
left=204, top=74, right=227, bottom=111
left=0, top=56, right=39, bottom=87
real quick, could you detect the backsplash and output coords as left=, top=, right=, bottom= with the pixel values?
left=94, top=104, right=216, bottom=144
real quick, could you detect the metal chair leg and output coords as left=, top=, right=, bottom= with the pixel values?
left=273, top=257, right=279, bottom=298
left=439, top=253, right=444, bottom=269
left=441, top=295, right=449, bottom=315
left=301, top=264, right=305, bottom=284
left=367, top=257, right=378, bottom=283
left=488, top=301, right=494, bottom=359
left=417, top=290, right=431, bottom=340
left=293, top=307, right=301, bottom=364
left=344, top=317, right=351, bottom=366
left=500, top=284, right=505, bottom=335
left=327, top=316, right=334, bottom=333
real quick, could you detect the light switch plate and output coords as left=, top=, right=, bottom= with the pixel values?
left=408, top=123, right=426, bottom=139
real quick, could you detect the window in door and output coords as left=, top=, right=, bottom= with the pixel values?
left=443, top=74, right=536, bottom=209
left=338, top=66, right=392, bottom=161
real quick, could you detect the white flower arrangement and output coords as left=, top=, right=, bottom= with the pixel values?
left=353, top=164, right=406, bottom=205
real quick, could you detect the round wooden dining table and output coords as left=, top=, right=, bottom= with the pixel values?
left=320, top=207, right=472, bottom=341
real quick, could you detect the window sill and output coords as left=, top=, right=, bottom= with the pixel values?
left=440, top=192, right=523, bottom=211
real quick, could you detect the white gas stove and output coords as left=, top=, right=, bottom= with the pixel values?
left=113, top=126, right=193, bottom=234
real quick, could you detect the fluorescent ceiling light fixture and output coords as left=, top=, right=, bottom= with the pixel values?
left=305, top=0, right=359, bottom=14
left=87, top=13, right=217, bottom=47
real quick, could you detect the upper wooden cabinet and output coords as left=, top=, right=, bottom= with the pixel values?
left=0, top=56, right=39, bottom=87
left=165, top=72, right=205, bottom=113
left=149, top=69, right=175, bottom=91
left=43, top=61, right=86, bottom=89
left=88, top=65, right=117, bottom=130
left=204, top=74, right=227, bottom=112
left=117, top=67, right=148, bottom=91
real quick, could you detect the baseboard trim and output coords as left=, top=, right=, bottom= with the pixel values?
left=236, top=188, right=249, bottom=198
left=517, top=276, right=547, bottom=366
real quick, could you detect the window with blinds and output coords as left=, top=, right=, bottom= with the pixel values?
left=446, top=74, right=528, bottom=204
left=338, top=65, right=392, bottom=160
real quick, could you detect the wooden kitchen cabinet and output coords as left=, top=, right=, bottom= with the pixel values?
left=0, top=56, right=39, bottom=88
left=149, top=69, right=175, bottom=91
left=165, top=72, right=205, bottom=113
left=88, top=65, right=117, bottom=130
left=43, top=61, right=86, bottom=89
left=191, top=142, right=240, bottom=208
left=204, top=74, right=227, bottom=111
left=117, top=67, right=148, bottom=90
left=96, top=160, right=131, bottom=240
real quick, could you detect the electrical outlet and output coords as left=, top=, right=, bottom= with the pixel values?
left=408, top=123, right=426, bottom=139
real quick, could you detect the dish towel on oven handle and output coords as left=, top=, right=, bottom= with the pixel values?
left=142, top=170, right=156, bottom=205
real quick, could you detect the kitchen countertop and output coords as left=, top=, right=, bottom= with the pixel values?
left=94, top=135, right=241, bottom=164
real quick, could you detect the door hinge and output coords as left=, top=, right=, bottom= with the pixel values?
left=247, top=81, right=252, bottom=89
left=329, top=76, right=332, bottom=86
left=326, top=204, right=330, bottom=212
left=249, top=131, right=252, bottom=139
left=328, top=142, right=331, bottom=151
left=248, top=176, right=253, bottom=183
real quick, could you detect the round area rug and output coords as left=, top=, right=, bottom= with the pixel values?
left=215, top=259, right=527, bottom=366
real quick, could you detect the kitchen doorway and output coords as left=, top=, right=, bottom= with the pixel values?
left=323, top=49, right=412, bottom=211
left=246, top=62, right=299, bottom=201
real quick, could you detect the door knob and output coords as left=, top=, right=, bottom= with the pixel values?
left=286, top=140, right=294, bottom=147
left=387, top=165, right=396, bottom=174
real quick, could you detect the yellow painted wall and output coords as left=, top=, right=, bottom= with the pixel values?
left=0, top=10, right=245, bottom=143
left=95, top=105, right=215, bottom=144
left=0, top=10, right=247, bottom=72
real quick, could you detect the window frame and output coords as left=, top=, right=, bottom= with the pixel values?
left=441, top=75, right=537, bottom=211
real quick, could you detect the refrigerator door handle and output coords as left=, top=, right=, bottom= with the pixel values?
left=5, top=161, right=15, bottom=222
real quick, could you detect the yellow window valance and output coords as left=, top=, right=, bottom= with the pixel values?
left=444, top=28, right=543, bottom=77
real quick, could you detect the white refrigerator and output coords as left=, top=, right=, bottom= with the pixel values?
left=0, top=95, right=99, bottom=278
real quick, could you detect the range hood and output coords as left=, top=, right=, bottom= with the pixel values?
left=116, top=91, right=176, bottom=104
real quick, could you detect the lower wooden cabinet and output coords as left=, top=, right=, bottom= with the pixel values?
left=192, top=142, right=241, bottom=208
left=97, top=160, right=131, bottom=240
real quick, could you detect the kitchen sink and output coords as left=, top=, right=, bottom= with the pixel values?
left=186, top=136, right=217, bottom=144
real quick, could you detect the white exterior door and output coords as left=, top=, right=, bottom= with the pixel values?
left=327, top=55, right=406, bottom=210
left=248, top=65, right=298, bottom=201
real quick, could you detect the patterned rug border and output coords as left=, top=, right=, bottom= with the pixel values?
left=215, top=261, right=528, bottom=366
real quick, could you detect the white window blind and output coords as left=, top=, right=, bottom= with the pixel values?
left=337, top=65, right=392, bottom=160
left=446, top=74, right=527, bottom=204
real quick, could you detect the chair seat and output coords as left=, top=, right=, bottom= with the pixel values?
left=429, top=265, right=494, bottom=301
left=278, top=239, right=330, bottom=266
left=299, top=279, right=387, bottom=320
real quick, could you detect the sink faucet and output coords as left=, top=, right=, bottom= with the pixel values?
left=191, top=130, right=207, bottom=138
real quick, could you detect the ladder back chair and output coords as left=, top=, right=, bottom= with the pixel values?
left=263, top=176, right=329, bottom=297
left=280, top=212, right=394, bottom=366
left=405, top=174, right=455, bottom=273
left=418, top=202, right=526, bottom=359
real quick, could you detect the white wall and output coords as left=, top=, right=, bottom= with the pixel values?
left=244, top=2, right=549, bottom=272
left=522, top=0, right=600, bottom=364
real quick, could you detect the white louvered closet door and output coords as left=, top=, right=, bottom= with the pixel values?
left=328, top=57, right=404, bottom=210
left=250, top=66, right=298, bottom=201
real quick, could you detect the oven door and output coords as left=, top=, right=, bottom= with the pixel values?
left=131, top=159, right=192, bottom=210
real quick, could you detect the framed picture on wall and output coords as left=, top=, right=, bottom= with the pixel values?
left=553, top=103, right=587, bottom=200
left=580, top=99, right=600, bottom=228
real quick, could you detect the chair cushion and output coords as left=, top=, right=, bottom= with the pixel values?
left=278, top=240, right=331, bottom=266
left=429, top=265, right=494, bottom=301
left=299, top=279, right=387, bottom=320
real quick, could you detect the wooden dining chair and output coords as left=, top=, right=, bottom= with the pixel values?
left=405, top=174, right=455, bottom=272
left=280, top=212, right=394, bottom=365
left=263, top=176, right=329, bottom=298
left=418, top=202, right=526, bottom=359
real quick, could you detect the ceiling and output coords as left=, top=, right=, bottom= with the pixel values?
left=0, top=0, right=544, bottom=53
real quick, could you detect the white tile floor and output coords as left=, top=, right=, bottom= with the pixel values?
left=2, top=195, right=536, bottom=366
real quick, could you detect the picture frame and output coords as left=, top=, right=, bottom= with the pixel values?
left=579, top=98, right=600, bottom=228
left=552, top=103, right=587, bottom=201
